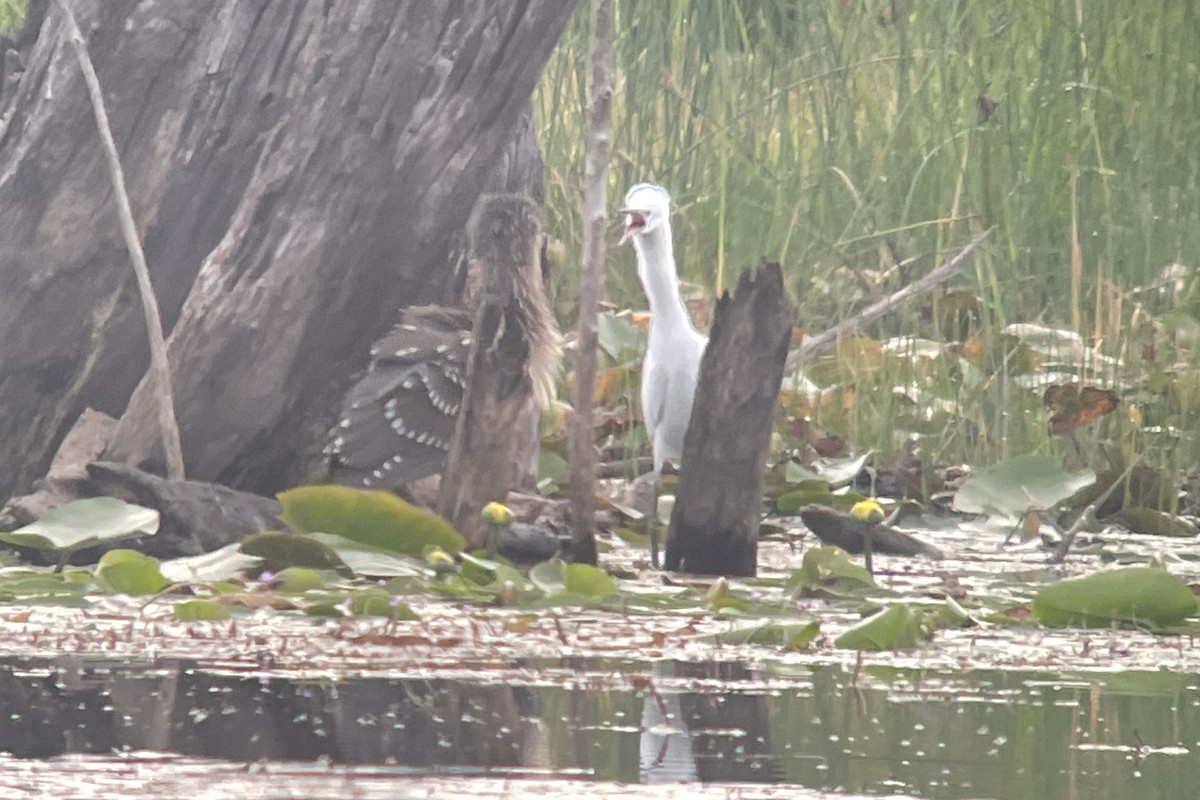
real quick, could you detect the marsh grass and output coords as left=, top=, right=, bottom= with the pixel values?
left=537, top=0, right=1200, bottom=472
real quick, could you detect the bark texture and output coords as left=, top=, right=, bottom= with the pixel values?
left=663, top=262, right=792, bottom=576
left=0, top=0, right=575, bottom=501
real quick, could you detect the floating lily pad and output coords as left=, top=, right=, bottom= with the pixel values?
left=705, top=620, right=820, bottom=650
left=270, top=566, right=328, bottom=594
left=0, top=571, right=91, bottom=607
left=530, top=558, right=617, bottom=602
left=953, top=455, right=1094, bottom=520
left=240, top=531, right=349, bottom=574
left=1031, top=566, right=1197, bottom=628
left=786, top=546, right=877, bottom=595
left=0, top=497, right=159, bottom=555
left=834, top=605, right=929, bottom=651
left=94, top=549, right=169, bottom=596
left=278, top=485, right=464, bottom=556
left=173, top=599, right=232, bottom=621
left=308, top=532, right=433, bottom=578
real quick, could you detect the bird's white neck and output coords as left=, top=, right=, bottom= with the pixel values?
left=633, top=226, right=693, bottom=332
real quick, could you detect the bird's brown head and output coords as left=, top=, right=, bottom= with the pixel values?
left=468, top=194, right=542, bottom=294
left=619, top=183, right=671, bottom=245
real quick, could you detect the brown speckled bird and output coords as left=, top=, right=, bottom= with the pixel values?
left=327, top=195, right=558, bottom=491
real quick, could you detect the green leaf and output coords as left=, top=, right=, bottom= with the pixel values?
left=786, top=546, right=877, bottom=594
left=835, top=605, right=929, bottom=651
left=706, top=620, right=821, bottom=650
left=0, top=497, right=159, bottom=554
left=347, top=587, right=419, bottom=619
left=783, top=461, right=822, bottom=484
left=239, top=531, right=348, bottom=574
left=538, top=450, right=570, bottom=488
left=271, top=566, right=328, bottom=593
left=776, top=485, right=862, bottom=514
left=94, top=549, right=170, bottom=596
left=953, top=455, right=1094, bottom=521
left=563, top=563, right=617, bottom=598
left=597, top=312, right=646, bottom=365
left=278, top=485, right=465, bottom=556
left=1032, top=566, right=1198, bottom=629
left=0, top=571, right=92, bottom=607
left=173, top=599, right=232, bottom=621
left=308, top=532, right=433, bottom=578
left=811, top=453, right=871, bottom=487
left=529, top=558, right=567, bottom=595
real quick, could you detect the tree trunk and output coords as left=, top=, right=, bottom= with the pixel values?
left=664, top=262, right=792, bottom=576
left=0, top=0, right=576, bottom=502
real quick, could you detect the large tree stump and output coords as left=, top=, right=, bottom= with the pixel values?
left=0, top=0, right=576, bottom=501
left=664, top=262, right=792, bottom=576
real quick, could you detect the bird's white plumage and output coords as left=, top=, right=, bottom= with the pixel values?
left=622, top=183, right=708, bottom=472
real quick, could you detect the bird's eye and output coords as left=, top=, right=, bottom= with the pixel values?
left=626, top=211, right=647, bottom=231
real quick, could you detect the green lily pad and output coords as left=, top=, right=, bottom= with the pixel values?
left=564, top=563, right=617, bottom=598
left=270, top=566, right=328, bottom=593
left=529, top=558, right=617, bottom=602
left=786, top=546, right=877, bottom=595
left=173, top=599, right=232, bottom=621
left=94, top=549, right=170, bottom=596
left=784, top=461, right=822, bottom=484
left=0, top=497, right=159, bottom=554
left=705, top=620, right=820, bottom=650
left=953, top=455, right=1094, bottom=520
left=239, top=531, right=349, bottom=574
left=278, top=485, right=464, bottom=556
left=0, top=571, right=91, bottom=607
left=835, top=605, right=929, bottom=651
left=776, top=486, right=862, bottom=514
left=347, top=587, right=420, bottom=619
left=1031, top=566, right=1198, bottom=628
left=308, top=532, right=433, bottom=578
left=812, top=453, right=871, bottom=487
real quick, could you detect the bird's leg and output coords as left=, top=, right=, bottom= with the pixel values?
left=648, top=471, right=661, bottom=569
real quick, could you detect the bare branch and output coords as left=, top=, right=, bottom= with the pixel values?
left=793, top=226, right=997, bottom=365
left=55, top=0, right=185, bottom=479
left=567, top=0, right=614, bottom=565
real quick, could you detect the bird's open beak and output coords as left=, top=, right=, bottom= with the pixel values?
left=618, top=209, right=647, bottom=246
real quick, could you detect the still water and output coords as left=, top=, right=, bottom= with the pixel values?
left=0, top=655, right=1193, bottom=798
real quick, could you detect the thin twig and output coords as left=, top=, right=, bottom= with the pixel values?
left=567, top=0, right=614, bottom=566
left=792, top=226, right=997, bottom=365
left=55, top=0, right=185, bottom=479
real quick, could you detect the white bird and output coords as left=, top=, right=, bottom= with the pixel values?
left=620, top=183, right=708, bottom=566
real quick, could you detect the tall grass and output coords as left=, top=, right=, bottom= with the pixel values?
left=536, top=0, right=1200, bottom=469
left=0, top=0, right=23, bottom=32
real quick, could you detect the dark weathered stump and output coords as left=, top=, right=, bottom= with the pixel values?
left=0, top=1, right=575, bottom=501
left=798, top=505, right=943, bottom=559
left=437, top=195, right=558, bottom=547
left=82, top=461, right=284, bottom=560
left=664, top=262, right=792, bottom=576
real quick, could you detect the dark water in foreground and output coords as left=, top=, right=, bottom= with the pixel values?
left=0, top=655, right=1194, bottom=799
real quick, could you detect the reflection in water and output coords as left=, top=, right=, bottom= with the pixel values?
left=639, top=663, right=697, bottom=782
left=0, top=655, right=1195, bottom=799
